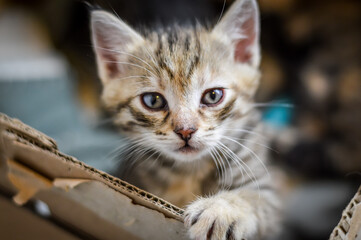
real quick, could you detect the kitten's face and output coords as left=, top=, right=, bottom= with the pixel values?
left=92, top=0, right=261, bottom=162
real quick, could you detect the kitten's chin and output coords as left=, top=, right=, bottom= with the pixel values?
left=165, top=146, right=208, bottom=163
left=177, top=145, right=199, bottom=154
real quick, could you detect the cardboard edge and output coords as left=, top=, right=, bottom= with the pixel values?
left=0, top=113, right=57, bottom=150
left=0, top=113, right=185, bottom=221
left=330, top=186, right=361, bottom=240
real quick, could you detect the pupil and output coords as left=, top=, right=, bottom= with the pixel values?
left=151, top=95, right=157, bottom=105
left=211, top=92, right=216, bottom=100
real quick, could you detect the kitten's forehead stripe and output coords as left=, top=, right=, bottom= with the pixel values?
left=186, top=32, right=201, bottom=79
left=155, top=32, right=175, bottom=80
left=167, top=30, right=178, bottom=52
left=184, top=33, right=190, bottom=51
left=150, top=27, right=204, bottom=96
left=156, top=32, right=163, bottom=56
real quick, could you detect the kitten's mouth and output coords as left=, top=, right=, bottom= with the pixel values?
left=177, top=143, right=198, bottom=154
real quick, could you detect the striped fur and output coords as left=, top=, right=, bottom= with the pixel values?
left=91, top=0, right=282, bottom=239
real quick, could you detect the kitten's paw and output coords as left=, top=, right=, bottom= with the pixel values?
left=184, top=194, right=257, bottom=240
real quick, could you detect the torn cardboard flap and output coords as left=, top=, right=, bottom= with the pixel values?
left=7, top=158, right=91, bottom=204
left=53, top=178, right=90, bottom=191
left=7, top=159, right=53, bottom=205
left=0, top=113, right=187, bottom=240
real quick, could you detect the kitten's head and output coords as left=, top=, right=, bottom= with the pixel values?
left=91, top=0, right=261, bottom=162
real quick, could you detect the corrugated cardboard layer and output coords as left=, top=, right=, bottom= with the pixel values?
left=0, top=113, right=187, bottom=240
left=330, top=186, right=361, bottom=240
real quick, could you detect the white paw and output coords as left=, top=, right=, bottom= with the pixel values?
left=184, top=193, right=257, bottom=240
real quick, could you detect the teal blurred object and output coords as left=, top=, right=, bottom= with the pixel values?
left=262, top=98, right=294, bottom=129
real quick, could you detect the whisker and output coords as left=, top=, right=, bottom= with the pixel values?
left=217, top=141, right=261, bottom=196
left=213, top=145, right=229, bottom=187
left=209, top=147, right=226, bottom=188
left=216, top=0, right=227, bottom=25
left=92, top=46, right=158, bottom=74
left=134, top=147, right=157, bottom=168
left=222, top=128, right=266, bottom=139
left=217, top=141, right=247, bottom=182
left=214, top=145, right=232, bottom=189
left=123, top=141, right=158, bottom=172
left=251, top=102, right=294, bottom=108
left=118, top=75, right=152, bottom=81
left=147, top=150, right=162, bottom=169
left=221, top=135, right=270, bottom=179
left=102, top=60, right=157, bottom=78
left=114, top=137, right=154, bottom=162
left=226, top=136, right=278, bottom=153
left=141, top=45, right=159, bottom=71
left=95, top=117, right=117, bottom=128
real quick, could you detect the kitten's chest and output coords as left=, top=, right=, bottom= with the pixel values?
left=138, top=160, right=219, bottom=207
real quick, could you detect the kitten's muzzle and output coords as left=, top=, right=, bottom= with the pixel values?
left=174, top=127, right=198, bottom=142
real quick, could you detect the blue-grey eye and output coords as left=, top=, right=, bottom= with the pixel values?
left=201, top=88, right=224, bottom=106
left=141, top=92, right=167, bottom=110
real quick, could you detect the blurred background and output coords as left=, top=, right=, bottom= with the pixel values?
left=0, top=0, right=360, bottom=239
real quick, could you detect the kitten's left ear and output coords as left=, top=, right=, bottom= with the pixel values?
left=91, top=10, right=144, bottom=84
left=213, top=0, right=260, bottom=68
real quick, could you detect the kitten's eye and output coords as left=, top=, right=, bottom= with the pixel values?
left=201, top=88, right=224, bottom=106
left=141, top=92, right=167, bottom=110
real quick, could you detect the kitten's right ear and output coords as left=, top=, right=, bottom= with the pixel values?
left=91, top=11, right=143, bottom=84
left=212, top=0, right=260, bottom=68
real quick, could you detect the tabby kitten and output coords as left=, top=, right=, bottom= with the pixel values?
left=91, top=0, right=281, bottom=239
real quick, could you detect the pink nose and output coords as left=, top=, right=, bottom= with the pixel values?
left=174, top=128, right=197, bottom=141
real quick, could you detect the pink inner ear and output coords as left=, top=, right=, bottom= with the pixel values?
left=234, top=17, right=256, bottom=63
left=96, top=32, right=121, bottom=78
left=101, top=50, right=119, bottom=78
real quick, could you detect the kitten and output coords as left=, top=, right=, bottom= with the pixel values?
left=91, top=0, right=282, bottom=239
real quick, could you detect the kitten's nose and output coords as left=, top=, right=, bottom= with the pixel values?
left=174, top=127, right=197, bottom=141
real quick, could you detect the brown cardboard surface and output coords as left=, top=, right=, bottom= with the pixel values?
left=0, top=195, right=81, bottom=240
left=0, top=113, right=187, bottom=240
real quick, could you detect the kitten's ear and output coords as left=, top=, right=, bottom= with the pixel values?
left=91, top=11, right=143, bottom=84
left=213, top=0, right=260, bottom=67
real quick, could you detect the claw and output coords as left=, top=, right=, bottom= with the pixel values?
left=191, top=211, right=203, bottom=226
left=226, top=222, right=236, bottom=240
left=206, top=221, right=216, bottom=240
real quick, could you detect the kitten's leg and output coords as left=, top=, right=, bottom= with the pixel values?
left=184, top=184, right=281, bottom=240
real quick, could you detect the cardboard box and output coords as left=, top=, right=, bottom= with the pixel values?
left=0, top=113, right=186, bottom=240
left=0, top=113, right=360, bottom=240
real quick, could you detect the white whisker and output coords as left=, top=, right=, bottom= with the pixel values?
left=92, top=46, right=158, bottom=74
left=118, top=75, right=152, bottom=81
left=102, top=60, right=157, bottom=78
left=209, top=147, right=226, bottom=188
left=221, top=135, right=270, bottom=179
left=214, top=145, right=232, bottom=189
left=251, top=102, right=294, bottom=108
left=227, top=136, right=278, bottom=153
left=222, top=128, right=266, bottom=139
left=217, top=141, right=261, bottom=196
